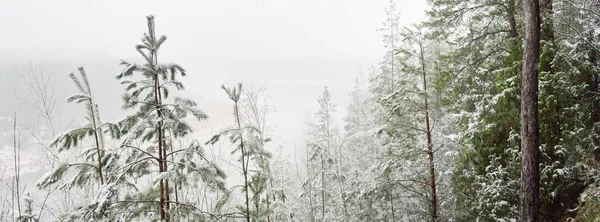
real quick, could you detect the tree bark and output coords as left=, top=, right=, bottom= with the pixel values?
left=158, top=75, right=170, bottom=220
left=590, top=23, right=599, bottom=123
left=321, top=150, right=326, bottom=220
left=14, top=113, right=22, bottom=219
left=305, top=147, right=316, bottom=222
left=419, top=39, right=438, bottom=222
left=592, top=46, right=599, bottom=123
left=520, top=0, right=541, bottom=221
left=147, top=16, right=167, bottom=221
left=155, top=75, right=166, bottom=221
left=508, top=0, right=518, bottom=39
left=234, top=98, right=251, bottom=222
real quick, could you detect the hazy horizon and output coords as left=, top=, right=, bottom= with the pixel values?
left=0, top=0, right=427, bottom=179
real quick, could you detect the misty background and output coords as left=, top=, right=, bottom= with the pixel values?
left=0, top=0, right=426, bottom=179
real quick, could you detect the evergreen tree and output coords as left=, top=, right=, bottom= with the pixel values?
left=13, top=1, right=600, bottom=221
left=37, top=67, right=122, bottom=220
left=302, top=87, right=346, bottom=221
left=17, top=193, right=39, bottom=222
left=115, top=15, right=226, bottom=221
left=342, top=76, right=391, bottom=221
left=240, top=86, right=276, bottom=221
left=207, top=83, right=272, bottom=221
left=428, top=0, right=599, bottom=220
left=374, top=24, right=457, bottom=221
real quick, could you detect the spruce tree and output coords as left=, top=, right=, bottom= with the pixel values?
left=302, top=87, right=347, bottom=221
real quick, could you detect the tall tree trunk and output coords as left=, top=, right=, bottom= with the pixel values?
left=592, top=45, right=599, bottom=123
left=159, top=78, right=170, bottom=219
left=336, top=140, right=349, bottom=221
left=234, top=99, right=251, bottom=222
left=306, top=148, right=315, bottom=222
left=420, top=40, right=437, bottom=222
left=320, top=150, right=326, bottom=220
left=13, top=113, right=22, bottom=219
left=155, top=75, right=166, bottom=221
left=321, top=117, right=333, bottom=220
left=520, top=0, right=541, bottom=220
left=148, top=16, right=170, bottom=221
left=590, top=17, right=599, bottom=123
left=148, top=16, right=167, bottom=220
left=508, top=0, right=518, bottom=39
left=590, top=25, right=600, bottom=162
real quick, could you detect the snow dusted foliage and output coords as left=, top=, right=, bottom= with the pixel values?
left=267, top=144, right=303, bottom=221
left=342, top=77, right=392, bottom=221
left=300, top=87, right=349, bottom=222
left=17, top=193, right=39, bottom=222
left=34, top=16, right=229, bottom=222
left=239, top=86, right=279, bottom=221
left=370, top=0, right=402, bottom=99
left=206, top=83, right=273, bottom=221
left=372, top=23, right=456, bottom=221
left=111, top=16, right=226, bottom=221
left=428, top=0, right=599, bottom=220
left=576, top=174, right=600, bottom=221
left=427, top=0, right=525, bottom=218
left=36, top=67, right=123, bottom=220
left=309, top=2, right=461, bottom=220
left=359, top=4, right=407, bottom=219
left=22, top=0, right=600, bottom=220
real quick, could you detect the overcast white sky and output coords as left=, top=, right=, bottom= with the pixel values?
left=0, top=0, right=427, bottom=178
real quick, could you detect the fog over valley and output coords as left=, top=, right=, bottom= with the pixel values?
left=1, top=0, right=599, bottom=221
